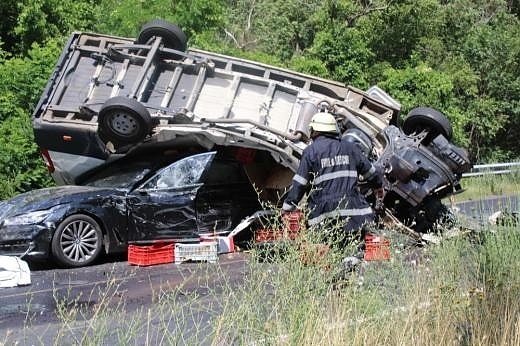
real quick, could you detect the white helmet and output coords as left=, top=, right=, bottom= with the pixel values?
left=309, top=112, right=338, bottom=133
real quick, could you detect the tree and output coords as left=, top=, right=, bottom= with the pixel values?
left=94, top=0, right=226, bottom=43
left=6, top=0, right=96, bottom=54
left=461, top=9, right=520, bottom=160
left=0, top=0, right=20, bottom=53
left=0, top=40, right=60, bottom=198
left=364, top=0, right=520, bottom=162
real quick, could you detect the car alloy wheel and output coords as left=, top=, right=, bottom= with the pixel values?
left=52, top=214, right=103, bottom=268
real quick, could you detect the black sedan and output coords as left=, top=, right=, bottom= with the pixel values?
left=0, top=150, right=261, bottom=267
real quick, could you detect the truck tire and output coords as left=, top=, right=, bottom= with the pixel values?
left=402, top=107, right=453, bottom=143
left=137, top=19, right=187, bottom=52
left=98, top=96, right=153, bottom=144
left=52, top=214, right=104, bottom=268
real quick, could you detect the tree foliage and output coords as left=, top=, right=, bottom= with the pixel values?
left=0, top=40, right=60, bottom=199
left=0, top=0, right=96, bottom=54
left=0, top=0, right=519, bottom=198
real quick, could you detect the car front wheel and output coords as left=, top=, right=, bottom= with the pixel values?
left=51, top=214, right=104, bottom=268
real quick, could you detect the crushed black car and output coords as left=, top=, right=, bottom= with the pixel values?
left=0, top=149, right=261, bottom=267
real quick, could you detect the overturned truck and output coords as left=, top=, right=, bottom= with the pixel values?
left=33, top=20, right=471, bottom=234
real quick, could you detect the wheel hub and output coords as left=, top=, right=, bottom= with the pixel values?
left=60, top=219, right=100, bottom=264
left=109, top=113, right=138, bottom=136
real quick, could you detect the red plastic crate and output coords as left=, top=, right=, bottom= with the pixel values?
left=282, top=211, right=302, bottom=232
left=255, top=211, right=303, bottom=243
left=255, top=228, right=299, bottom=243
left=364, top=235, right=391, bottom=261
left=128, top=243, right=174, bottom=266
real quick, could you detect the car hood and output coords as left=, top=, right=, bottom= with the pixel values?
left=0, top=185, right=125, bottom=219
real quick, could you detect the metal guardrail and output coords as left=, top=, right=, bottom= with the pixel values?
left=462, top=162, right=520, bottom=177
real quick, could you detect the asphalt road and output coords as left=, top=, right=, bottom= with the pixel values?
left=455, top=194, right=519, bottom=225
left=0, top=252, right=249, bottom=345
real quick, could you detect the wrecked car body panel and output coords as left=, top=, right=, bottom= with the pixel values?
left=378, top=126, right=467, bottom=206
left=0, top=150, right=261, bottom=267
left=32, top=29, right=399, bottom=182
left=29, top=21, right=471, bottom=238
left=0, top=187, right=128, bottom=259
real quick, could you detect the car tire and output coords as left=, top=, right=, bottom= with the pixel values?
left=402, top=107, right=453, bottom=143
left=51, top=214, right=104, bottom=268
left=137, top=19, right=188, bottom=52
left=98, top=96, right=153, bottom=144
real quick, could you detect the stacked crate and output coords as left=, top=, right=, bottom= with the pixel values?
left=128, top=241, right=219, bottom=266
left=254, top=211, right=302, bottom=243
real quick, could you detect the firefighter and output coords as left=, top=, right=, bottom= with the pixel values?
left=281, top=111, right=383, bottom=249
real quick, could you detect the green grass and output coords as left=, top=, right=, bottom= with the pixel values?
left=454, top=171, right=520, bottom=202
left=5, top=223, right=520, bottom=345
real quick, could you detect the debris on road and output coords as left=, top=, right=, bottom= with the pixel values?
left=0, top=256, right=31, bottom=288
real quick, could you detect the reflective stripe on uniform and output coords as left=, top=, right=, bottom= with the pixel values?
left=293, top=174, right=308, bottom=185
left=314, top=170, right=358, bottom=185
left=282, top=202, right=296, bottom=212
left=360, top=165, right=376, bottom=180
left=308, top=206, right=373, bottom=225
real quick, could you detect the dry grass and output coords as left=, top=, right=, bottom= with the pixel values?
left=3, top=185, right=520, bottom=345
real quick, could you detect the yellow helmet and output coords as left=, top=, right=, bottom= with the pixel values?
left=309, top=112, right=338, bottom=133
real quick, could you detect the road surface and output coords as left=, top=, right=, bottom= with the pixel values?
left=1, top=252, right=249, bottom=344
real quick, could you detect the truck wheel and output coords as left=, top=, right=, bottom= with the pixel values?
left=51, top=214, right=104, bottom=268
left=402, top=107, right=453, bottom=143
left=137, top=19, right=187, bottom=52
left=98, top=96, right=153, bottom=144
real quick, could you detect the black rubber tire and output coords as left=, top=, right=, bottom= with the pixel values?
left=98, top=96, right=153, bottom=144
left=402, top=107, right=453, bottom=142
left=137, top=19, right=187, bottom=52
left=51, top=214, right=104, bottom=268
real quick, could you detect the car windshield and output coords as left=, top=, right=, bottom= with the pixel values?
left=141, top=152, right=216, bottom=190
left=82, top=162, right=154, bottom=188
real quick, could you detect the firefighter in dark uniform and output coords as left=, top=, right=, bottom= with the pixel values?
left=282, top=111, right=383, bottom=248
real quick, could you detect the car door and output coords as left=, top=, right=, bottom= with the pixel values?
left=127, top=152, right=216, bottom=242
left=195, top=158, right=261, bottom=235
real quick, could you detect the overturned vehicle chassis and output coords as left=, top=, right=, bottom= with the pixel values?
left=33, top=20, right=471, bottom=234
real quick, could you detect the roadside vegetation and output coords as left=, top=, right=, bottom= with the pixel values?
left=454, top=170, right=520, bottom=202
left=3, top=196, right=520, bottom=345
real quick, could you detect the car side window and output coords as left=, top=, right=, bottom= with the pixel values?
left=202, top=160, right=246, bottom=184
left=142, top=152, right=216, bottom=190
